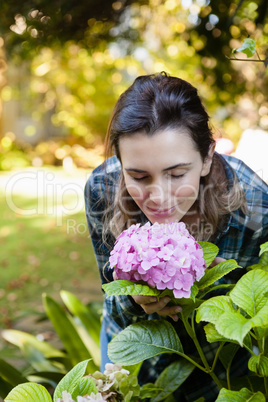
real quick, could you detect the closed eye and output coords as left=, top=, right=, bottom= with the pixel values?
left=132, top=176, right=149, bottom=181
left=168, top=173, right=185, bottom=179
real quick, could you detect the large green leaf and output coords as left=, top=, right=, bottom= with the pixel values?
left=200, top=296, right=268, bottom=346
left=196, top=296, right=233, bottom=324
left=53, top=359, right=90, bottom=402
left=60, top=291, right=101, bottom=367
left=5, top=383, right=52, bottom=402
left=2, top=329, right=66, bottom=359
left=43, top=294, right=98, bottom=372
left=108, top=320, right=183, bottom=365
left=151, top=359, right=195, bottom=402
left=230, top=269, right=268, bottom=317
left=259, top=242, right=268, bottom=256
left=216, top=387, right=265, bottom=401
left=60, top=291, right=101, bottom=347
left=197, top=260, right=240, bottom=289
left=215, top=310, right=251, bottom=345
left=248, top=355, right=268, bottom=377
left=198, top=241, right=219, bottom=267
left=204, top=324, right=252, bottom=351
left=0, top=358, right=28, bottom=387
left=102, top=280, right=160, bottom=297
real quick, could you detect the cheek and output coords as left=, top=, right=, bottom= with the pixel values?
left=125, top=180, right=147, bottom=203
left=172, top=178, right=200, bottom=199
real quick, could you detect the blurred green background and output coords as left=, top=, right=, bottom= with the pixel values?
left=0, top=0, right=267, bottom=356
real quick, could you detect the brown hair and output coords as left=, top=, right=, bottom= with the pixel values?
left=103, top=72, right=247, bottom=242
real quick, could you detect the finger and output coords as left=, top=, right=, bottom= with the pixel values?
left=158, top=305, right=182, bottom=316
left=210, top=257, right=226, bottom=268
left=140, top=296, right=171, bottom=314
left=169, top=314, right=179, bottom=322
left=131, top=295, right=157, bottom=306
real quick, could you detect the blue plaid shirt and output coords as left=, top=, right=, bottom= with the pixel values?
left=85, top=154, right=268, bottom=401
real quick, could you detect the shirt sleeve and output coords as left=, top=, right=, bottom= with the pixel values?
left=84, top=169, right=148, bottom=328
left=84, top=172, right=113, bottom=284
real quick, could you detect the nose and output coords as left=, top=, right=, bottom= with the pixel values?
left=147, top=183, right=166, bottom=205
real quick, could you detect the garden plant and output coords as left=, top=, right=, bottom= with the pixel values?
left=1, top=219, right=268, bottom=401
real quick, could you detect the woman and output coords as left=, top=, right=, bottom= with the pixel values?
left=85, top=73, right=268, bottom=401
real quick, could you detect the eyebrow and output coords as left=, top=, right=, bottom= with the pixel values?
left=125, top=163, right=192, bottom=173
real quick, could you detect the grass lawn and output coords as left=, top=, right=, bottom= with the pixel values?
left=0, top=168, right=104, bottom=360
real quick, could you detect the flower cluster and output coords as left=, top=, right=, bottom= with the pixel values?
left=109, top=222, right=206, bottom=298
left=57, top=391, right=105, bottom=401
left=56, top=363, right=138, bottom=402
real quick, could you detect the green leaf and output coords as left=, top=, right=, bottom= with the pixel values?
left=122, top=361, right=143, bottom=377
left=60, top=291, right=101, bottom=347
left=140, top=383, right=163, bottom=399
left=219, top=343, right=240, bottom=371
left=108, top=320, right=183, bottom=365
left=248, top=355, right=268, bottom=377
left=215, top=310, right=251, bottom=345
left=5, top=383, right=52, bottom=402
left=151, top=359, right=195, bottom=402
left=2, top=329, right=66, bottom=359
left=204, top=324, right=252, bottom=350
left=259, top=241, right=268, bottom=256
left=247, top=253, right=268, bottom=272
left=190, top=283, right=199, bottom=301
left=196, top=295, right=233, bottom=324
left=198, top=241, right=219, bottom=267
left=72, top=377, right=98, bottom=400
left=0, top=358, right=28, bottom=387
left=236, top=38, right=256, bottom=58
left=53, top=359, right=90, bottom=402
left=204, top=323, right=231, bottom=343
left=0, top=377, right=13, bottom=399
left=119, top=373, right=140, bottom=398
left=197, top=259, right=240, bottom=289
left=43, top=294, right=98, bottom=372
left=21, top=343, right=62, bottom=373
left=102, top=280, right=160, bottom=297
left=257, top=251, right=268, bottom=270
left=216, top=387, right=265, bottom=401
left=60, top=291, right=101, bottom=367
left=230, top=269, right=268, bottom=317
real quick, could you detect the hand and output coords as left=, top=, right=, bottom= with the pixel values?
left=131, top=295, right=182, bottom=322
left=210, top=257, right=226, bottom=268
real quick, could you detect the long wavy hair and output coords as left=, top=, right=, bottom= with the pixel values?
left=103, top=72, right=247, bottom=242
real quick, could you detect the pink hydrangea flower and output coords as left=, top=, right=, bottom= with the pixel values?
left=109, top=222, right=206, bottom=299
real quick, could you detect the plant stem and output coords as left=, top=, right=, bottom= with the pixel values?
left=177, top=353, right=208, bottom=373
left=264, top=377, right=268, bottom=398
left=199, top=284, right=234, bottom=298
left=181, top=313, right=223, bottom=389
left=227, top=57, right=268, bottom=63
left=256, top=50, right=262, bottom=61
left=226, top=366, right=231, bottom=390
left=211, top=342, right=225, bottom=372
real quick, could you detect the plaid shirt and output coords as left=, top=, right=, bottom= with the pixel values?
left=85, top=154, right=268, bottom=401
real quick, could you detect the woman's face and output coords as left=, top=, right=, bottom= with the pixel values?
left=119, top=129, right=214, bottom=224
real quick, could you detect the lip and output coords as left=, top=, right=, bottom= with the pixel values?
left=146, top=205, right=176, bottom=217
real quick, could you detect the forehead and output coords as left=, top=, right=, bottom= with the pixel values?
left=119, top=129, right=200, bottom=169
